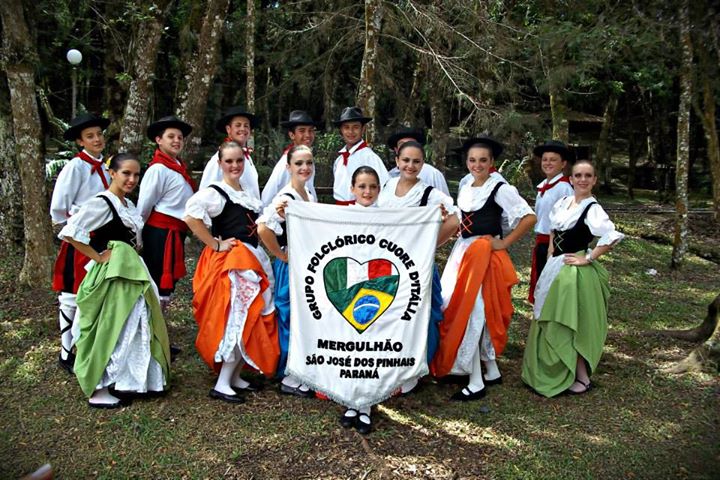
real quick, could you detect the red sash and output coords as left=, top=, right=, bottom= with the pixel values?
left=537, top=175, right=570, bottom=196
left=77, top=151, right=109, bottom=189
left=338, top=141, right=367, bottom=166
left=528, top=234, right=550, bottom=304
left=149, top=149, right=197, bottom=192
left=146, top=211, right=189, bottom=290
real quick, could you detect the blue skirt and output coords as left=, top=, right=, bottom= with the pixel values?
left=427, top=264, right=442, bottom=363
left=273, top=258, right=291, bottom=377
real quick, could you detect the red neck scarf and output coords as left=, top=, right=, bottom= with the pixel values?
left=223, top=137, right=253, bottom=160
left=339, top=140, right=367, bottom=166
left=150, top=149, right=197, bottom=192
left=77, top=151, right=108, bottom=189
left=537, top=175, right=570, bottom=196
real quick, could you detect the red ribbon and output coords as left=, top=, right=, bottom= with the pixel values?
left=335, top=199, right=356, bottom=206
left=338, top=141, right=367, bottom=166
left=146, top=210, right=189, bottom=290
left=150, top=149, right=197, bottom=192
left=537, top=175, right=570, bottom=196
left=77, top=151, right=109, bottom=189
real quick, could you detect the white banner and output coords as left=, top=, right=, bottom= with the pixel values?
left=285, top=202, right=440, bottom=409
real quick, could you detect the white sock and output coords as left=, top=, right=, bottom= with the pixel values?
left=89, top=387, right=121, bottom=405
left=230, top=360, right=250, bottom=389
left=483, top=359, right=501, bottom=381
left=58, top=293, right=76, bottom=360
left=467, top=347, right=485, bottom=392
left=400, top=377, right=418, bottom=394
left=215, top=358, right=240, bottom=395
left=281, top=375, right=301, bottom=388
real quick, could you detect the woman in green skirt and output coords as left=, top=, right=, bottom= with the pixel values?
left=521, top=160, right=623, bottom=397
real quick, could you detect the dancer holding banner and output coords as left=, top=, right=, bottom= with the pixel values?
left=386, top=127, right=450, bottom=195
left=51, top=113, right=111, bottom=374
left=261, top=110, right=319, bottom=206
left=522, top=160, right=623, bottom=397
left=184, top=141, right=278, bottom=404
left=332, top=106, right=389, bottom=205
left=137, top=116, right=195, bottom=310
left=257, top=145, right=316, bottom=398
left=528, top=140, right=574, bottom=304
left=432, top=136, right=536, bottom=401
left=61, top=153, right=170, bottom=408
left=377, top=140, right=459, bottom=395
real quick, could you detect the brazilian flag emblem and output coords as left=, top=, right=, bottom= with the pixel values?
left=324, top=257, right=399, bottom=333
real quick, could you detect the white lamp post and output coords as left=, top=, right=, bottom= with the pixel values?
left=66, top=49, right=82, bottom=119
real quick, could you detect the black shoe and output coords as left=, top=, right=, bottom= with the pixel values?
left=170, top=345, right=181, bottom=361
left=483, top=376, right=503, bottom=386
left=279, top=383, right=315, bottom=398
left=58, top=352, right=75, bottom=375
left=450, top=386, right=486, bottom=402
left=231, top=378, right=264, bottom=394
left=209, top=388, right=246, bottom=404
left=340, top=409, right=358, bottom=428
left=566, top=380, right=592, bottom=395
left=355, top=414, right=372, bottom=435
left=88, top=398, right=130, bottom=409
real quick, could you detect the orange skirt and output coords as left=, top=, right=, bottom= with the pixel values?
left=431, top=237, right=518, bottom=377
left=192, top=243, right=279, bottom=376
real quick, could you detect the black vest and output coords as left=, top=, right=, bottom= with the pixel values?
left=209, top=185, right=259, bottom=248
left=276, top=192, right=295, bottom=248
left=419, top=186, right=433, bottom=207
left=89, top=195, right=136, bottom=252
left=551, top=202, right=597, bottom=256
left=460, top=182, right=505, bottom=239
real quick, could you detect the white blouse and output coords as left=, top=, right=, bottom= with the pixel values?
left=58, top=191, right=143, bottom=247
left=458, top=170, right=507, bottom=191
left=50, top=151, right=111, bottom=224
left=377, top=177, right=457, bottom=214
left=199, top=151, right=260, bottom=201
left=388, top=164, right=450, bottom=196
left=185, top=181, right=263, bottom=228
left=137, top=162, right=195, bottom=222
left=534, top=173, right=574, bottom=235
left=548, top=196, right=624, bottom=247
left=456, top=175, right=534, bottom=229
left=257, top=184, right=315, bottom=236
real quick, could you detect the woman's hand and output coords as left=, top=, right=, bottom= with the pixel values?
left=275, top=199, right=289, bottom=219
left=98, top=249, right=112, bottom=263
left=490, top=237, right=506, bottom=251
left=216, top=236, right=237, bottom=253
left=278, top=251, right=288, bottom=263
left=563, top=253, right=590, bottom=266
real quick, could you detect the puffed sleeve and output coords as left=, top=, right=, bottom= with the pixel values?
left=495, top=184, right=535, bottom=229
left=256, top=195, right=286, bottom=235
left=199, top=154, right=221, bottom=190
left=50, top=160, right=83, bottom=224
left=261, top=158, right=287, bottom=207
left=586, top=203, right=624, bottom=246
left=58, top=197, right=113, bottom=245
left=184, top=187, right=225, bottom=228
left=137, top=165, right=165, bottom=221
left=427, top=188, right=458, bottom=215
left=430, top=168, right=450, bottom=196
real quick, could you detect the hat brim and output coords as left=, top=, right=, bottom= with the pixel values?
left=387, top=130, right=426, bottom=150
left=533, top=145, right=573, bottom=161
left=147, top=120, right=193, bottom=141
left=63, top=118, right=111, bottom=141
left=332, top=117, right=373, bottom=127
left=215, top=113, right=259, bottom=134
left=461, top=137, right=504, bottom=159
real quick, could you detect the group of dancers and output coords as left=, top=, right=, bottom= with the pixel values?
left=49, top=105, right=623, bottom=434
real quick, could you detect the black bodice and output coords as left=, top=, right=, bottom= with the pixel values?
left=551, top=202, right=597, bottom=256
left=460, top=182, right=505, bottom=239
left=209, top=185, right=259, bottom=248
left=89, top=195, right=136, bottom=252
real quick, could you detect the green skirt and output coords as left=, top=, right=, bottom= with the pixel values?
left=521, top=259, right=610, bottom=397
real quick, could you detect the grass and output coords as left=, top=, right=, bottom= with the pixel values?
left=0, top=223, right=718, bottom=479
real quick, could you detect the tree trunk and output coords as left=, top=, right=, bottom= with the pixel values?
left=693, top=50, right=720, bottom=222
left=176, top=0, right=231, bottom=162
left=356, top=0, right=383, bottom=145
left=668, top=293, right=720, bottom=373
left=428, top=60, right=449, bottom=174
left=1, top=0, right=54, bottom=286
left=245, top=0, right=256, bottom=111
left=0, top=80, right=22, bottom=248
left=596, top=92, right=619, bottom=194
left=549, top=82, right=569, bottom=143
left=323, top=51, right=338, bottom=132
left=401, top=58, right=423, bottom=126
left=118, top=0, right=173, bottom=154
left=627, top=116, right=641, bottom=200
left=671, top=0, right=693, bottom=269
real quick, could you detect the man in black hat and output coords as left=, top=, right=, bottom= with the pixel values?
left=51, top=113, right=112, bottom=374
left=200, top=106, right=260, bottom=200
left=261, top=110, right=319, bottom=206
left=386, top=126, right=450, bottom=195
left=528, top=140, right=574, bottom=304
left=332, top=106, right=389, bottom=205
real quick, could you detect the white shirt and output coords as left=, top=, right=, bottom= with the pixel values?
left=199, top=151, right=260, bottom=201
left=137, top=162, right=195, bottom=221
left=377, top=177, right=457, bottom=214
left=534, top=173, right=574, bottom=235
left=58, top=191, right=143, bottom=247
left=388, top=164, right=450, bottom=196
left=548, top=196, right=624, bottom=247
left=185, top=181, right=263, bottom=228
left=458, top=170, right=508, bottom=191
left=456, top=175, right=534, bottom=230
left=332, top=142, right=389, bottom=202
left=261, top=149, right=317, bottom=207
left=257, top=184, right=315, bottom=237
left=50, top=151, right=111, bottom=224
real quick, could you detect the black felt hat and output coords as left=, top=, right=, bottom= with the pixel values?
left=533, top=140, right=574, bottom=161
left=63, top=113, right=110, bottom=141
left=460, top=135, right=504, bottom=159
left=386, top=127, right=426, bottom=150
left=332, top=106, right=373, bottom=127
left=215, top=106, right=259, bottom=133
left=146, top=116, right=193, bottom=141
left=279, top=110, right=319, bottom=130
